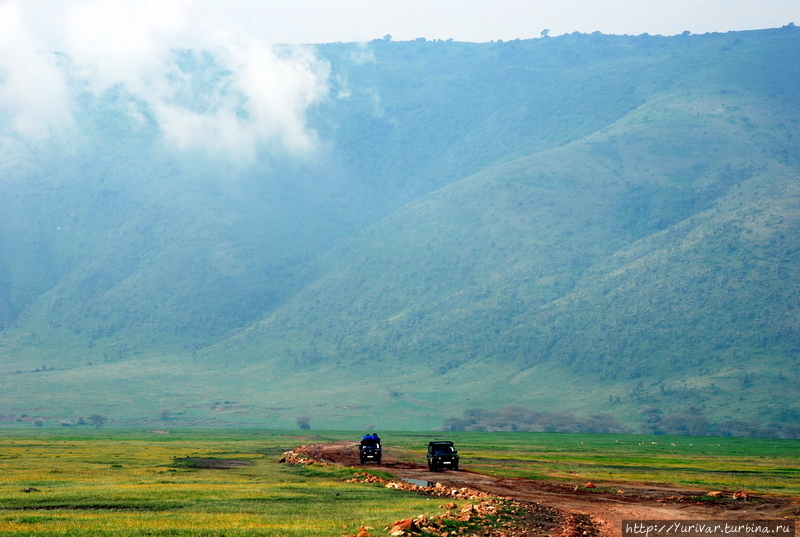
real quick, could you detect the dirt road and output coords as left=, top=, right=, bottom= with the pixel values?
left=296, top=442, right=799, bottom=537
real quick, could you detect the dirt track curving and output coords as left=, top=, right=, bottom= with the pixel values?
left=295, top=442, right=799, bottom=537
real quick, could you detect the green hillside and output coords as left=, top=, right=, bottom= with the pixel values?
left=1, top=27, right=799, bottom=435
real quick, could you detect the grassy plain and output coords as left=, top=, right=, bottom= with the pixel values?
left=0, top=429, right=444, bottom=536
left=0, top=429, right=798, bottom=536
left=379, top=431, right=800, bottom=496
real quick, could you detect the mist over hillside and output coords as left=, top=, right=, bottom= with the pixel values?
left=1, top=27, right=799, bottom=435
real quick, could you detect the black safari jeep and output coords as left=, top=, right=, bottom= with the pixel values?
left=359, top=436, right=382, bottom=464
left=427, top=441, right=459, bottom=471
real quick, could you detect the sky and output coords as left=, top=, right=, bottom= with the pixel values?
left=1, top=0, right=798, bottom=157
left=8, top=0, right=800, bottom=45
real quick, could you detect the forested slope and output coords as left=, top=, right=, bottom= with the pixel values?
left=1, top=27, right=798, bottom=433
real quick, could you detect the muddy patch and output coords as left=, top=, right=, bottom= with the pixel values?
left=172, top=457, right=252, bottom=469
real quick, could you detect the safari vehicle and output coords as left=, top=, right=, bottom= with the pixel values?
left=427, top=440, right=459, bottom=471
left=359, top=434, right=382, bottom=464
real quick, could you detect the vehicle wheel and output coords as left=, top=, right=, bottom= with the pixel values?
left=376, top=456, right=382, bottom=464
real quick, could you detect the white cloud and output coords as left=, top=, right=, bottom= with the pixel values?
left=149, top=44, right=329, bottom=160
left=0, top=2, right=73, bottom=140
left=63, top=0, right=190, bottom=94
left=0, top=0, right=330, bottom=160
left=2, top=0, right=797, bottom=155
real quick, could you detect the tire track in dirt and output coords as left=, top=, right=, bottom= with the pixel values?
left=294, top=442, right=799, bottom=537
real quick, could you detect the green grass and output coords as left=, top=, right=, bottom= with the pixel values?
left=372, top=431, right=800, bottom=496
left=0, top=429, right=797, bottom=535
left=0, top=429, right=448, bottom=536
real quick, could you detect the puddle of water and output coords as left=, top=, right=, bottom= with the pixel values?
left=403, top=478, right=433, bottom=487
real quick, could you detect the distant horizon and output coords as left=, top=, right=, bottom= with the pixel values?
left=330, top=24, right=798, bottom=43
left=5, top=0, right=799, bottom=48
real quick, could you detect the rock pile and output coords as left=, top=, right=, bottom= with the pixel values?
left=732, top=489, right=750, bottom=500
left=277, top=449, right=315, bottom=465
left=278, top=448, right=332, bottom=466
left=382, top=500, right=556, bottom=537
left=656, top=489, right=753, bottom=504
left=343, top=472, right=535, bottom=537
left=345, top=471, right=490, bottom=501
